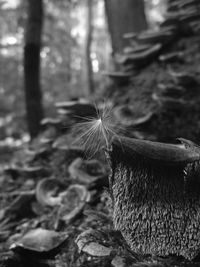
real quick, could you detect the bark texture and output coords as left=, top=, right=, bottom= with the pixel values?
left=24, top=0, right=44, bottom=138
left=104, top=0, right=147, bottom=54
left=109, top=137, right=200, bottom=260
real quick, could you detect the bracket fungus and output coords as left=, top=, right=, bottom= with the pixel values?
left=118, top=43, right=162, bottom=68
left=168, top=0, right=200, bottom=12
left=55, top=99, right=97, bottom=119
left=137, top=28, right=175, bottom=45
left=169, top=70, right=199, bottom=88
left=160, top=16, right=179, bottom=28
left=156, top=83, right=185, bottom=98
left=189, top=21, right=200, bottom=33
left=159, top=51, right=184, bottom=63
left=123, top=32, right=138, bottom=40
left=102, top=71, right=131, bottom=86
left=40, top=117, right=62, bottom=128
left=113, top=105, right=155, bottom=128
left=108, top=135, right=200, bottom=260
left=180, top=11, right=200, bottom=24
left=152, top=92, right=187, bottom=110
left=123, top=44, right=152, bottom=55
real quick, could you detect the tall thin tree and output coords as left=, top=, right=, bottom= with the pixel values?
left=24, top=0, right=44, bottom=138
left=85, top=0, right=94, bottom=94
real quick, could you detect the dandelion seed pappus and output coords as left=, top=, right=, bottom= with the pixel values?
left=71, top=101, right=122, bottom=157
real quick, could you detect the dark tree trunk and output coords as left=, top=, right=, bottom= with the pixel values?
left=85, top=0, right=94, bottom=94
left=105, top=0, right=148, bottom=54
left=24, top=0, right=44, bottom=139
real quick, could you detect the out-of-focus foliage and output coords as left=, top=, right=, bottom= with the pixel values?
left=0, top=0, right=166, bottom=141
left=0, top=0, right=110, bottom=140
left=0, top=0, right=24, bottom=140
left=145, top=0, right=167, bottom=28
left=42, top=0, right=110, bottom=100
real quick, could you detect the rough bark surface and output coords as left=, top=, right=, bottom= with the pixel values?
left=110, top=141, right=200, bottom=260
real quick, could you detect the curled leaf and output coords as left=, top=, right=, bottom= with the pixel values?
left=75, top=229, right=112, bottom=257
left=36, top=178, right=65, bottom=207
left=58, top=184, right=90, bottom=224
left=10, top=228, right=68, bottom=254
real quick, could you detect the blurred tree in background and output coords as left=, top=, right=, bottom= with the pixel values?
left=24, top=0, right=44, bottom=138
left=105, top=0, right=147, bottom=54
left=0, top=0, right=166, bottom=141
left=85, top=0, right=94, bottom=94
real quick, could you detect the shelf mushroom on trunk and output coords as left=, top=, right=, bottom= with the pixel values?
left=107, top=135, right=200, bottom=260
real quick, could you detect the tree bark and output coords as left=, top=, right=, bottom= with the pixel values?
left=85, top=0, right=94, bottom=94
left=24, top=0, right=44, bottom=139
left=110, top=136, right=200, bottom=260
left=105, top=0, right=148, bottom=54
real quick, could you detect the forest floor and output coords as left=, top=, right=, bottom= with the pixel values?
left=1, top=29, right=200, bottom=267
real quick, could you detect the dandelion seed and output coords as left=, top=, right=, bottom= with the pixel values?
left=71, top=101, right=121, bottom=157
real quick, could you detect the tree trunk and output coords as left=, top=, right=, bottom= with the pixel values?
left=24, top=0, right=44, bottom=139
left=85, top=0, right=94, bottom=94
left=105, top=0, right=148, bottom=54
left=110, top=135, right=200, bottom=260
